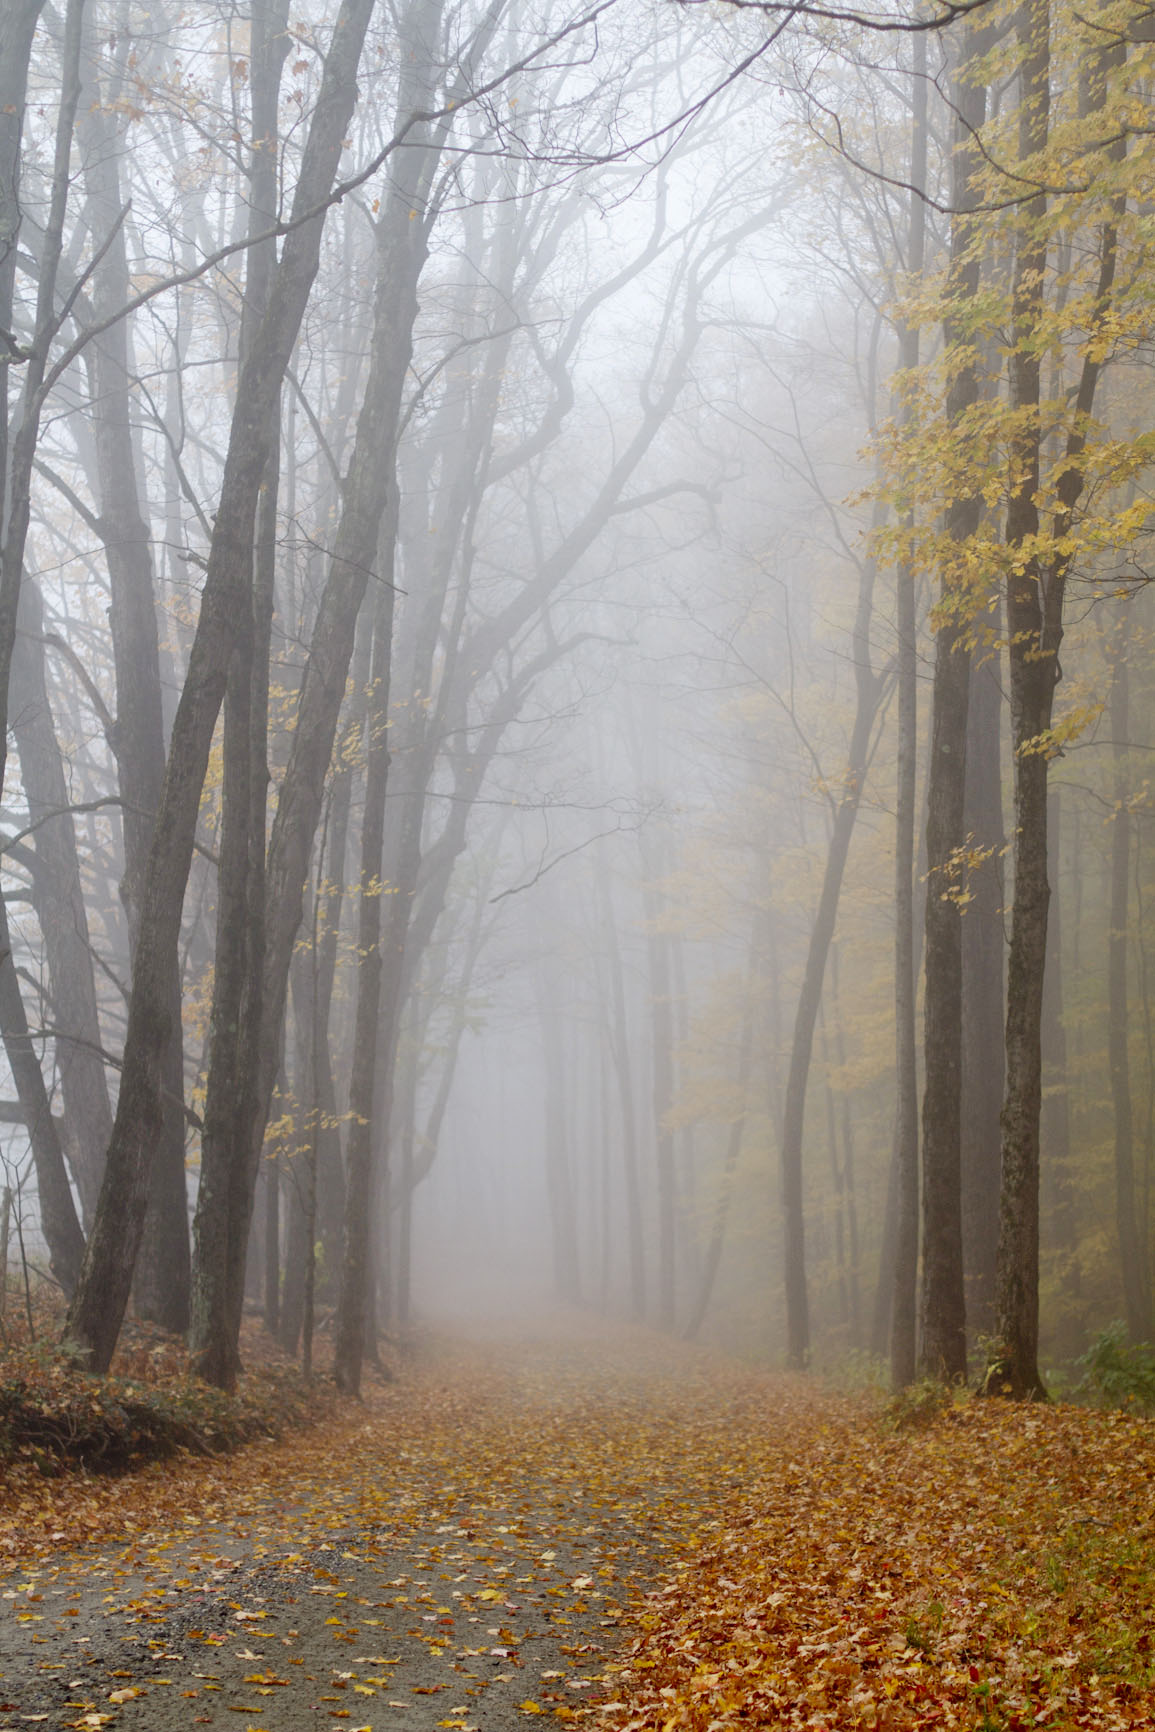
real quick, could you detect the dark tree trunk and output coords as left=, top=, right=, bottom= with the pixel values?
left=991, top=7, right=1123, bottom=1401
left=1107, top=624, right=1152, bottom=1340
left=333, top=560, right=396, bottom=1396
left=1041, top=789, right=1079, bottom=1302
left=248, top=26, right=447, bottom=1296
left=189, top=0, right=290, bottom=1389
left=961, top=631, right=1005, bottom=1339
left=263, top=1143, right=280, bottom=1339
left=990, top=0, right=1052, bottom=1402
left=919, top=24, right=990, bottom=1385
left=64, top=0, right=375, bottom=1372
left=78, top=13, right=190, bottom=1331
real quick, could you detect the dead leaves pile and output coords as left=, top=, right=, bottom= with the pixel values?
left=606, top=1389, right=1155, bottom=1731
left=2, top=1324, right=1153, bottom=1731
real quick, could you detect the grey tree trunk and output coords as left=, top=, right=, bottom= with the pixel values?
left=991, top=10, right=1122, bottom=1401
left=598, top=871, right=646, bottom=1320
left=640, top=839, right=676, bottom=1331
left=919, top=23, right=990, bottom=1385
left=1041, top=789, right=1078, bottom=1304
left=333, top=557, right=396, bottom=1395
left=779, top=547, right=882, bottom=1371
left=1107, top=622, right=1151, bottom=1340
left=538, top=956, right=582, bottom=1307
left=683, top=988, right=754, bottom=1343
left=78, top=12, right=190, bottom=1331
left=64, top=0, right=376, bottom=1372
left=889, top=24, right=926, bottom=1390
left=990, top=0, right=1052, bottom=1402
left=961, top=633, right=1006, bottom=1340
left=10, top=581, right=112, bottom=1226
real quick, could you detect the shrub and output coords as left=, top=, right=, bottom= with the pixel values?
left=1076, top=1322, right=1155, bottom=1414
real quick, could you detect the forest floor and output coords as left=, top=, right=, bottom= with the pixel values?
left=0, top=1315, right=1153, bottom=1731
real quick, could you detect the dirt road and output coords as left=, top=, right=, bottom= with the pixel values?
left=0, top=1322, right=747, bottom=1731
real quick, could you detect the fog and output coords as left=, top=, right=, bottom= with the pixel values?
left=2, top=0, right=1154, bottom=1394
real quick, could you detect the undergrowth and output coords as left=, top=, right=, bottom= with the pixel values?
left=0, top=1341, right=331, bottom=1474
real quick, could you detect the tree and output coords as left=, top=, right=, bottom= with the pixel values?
left=65, top=0, right=377, bottom=1372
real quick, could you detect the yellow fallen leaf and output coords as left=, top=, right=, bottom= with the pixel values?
left=518, top=1702, right=545, bottom=1715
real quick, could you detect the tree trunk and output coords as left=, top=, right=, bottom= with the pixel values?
left=78, top=11, right=190, bottom=1332
left=598, top=870, right=646, bottom=1320
left=889, top=24, right=926, bottom=1389
left=640, top=843, right=676, bottom=1331
left=683, top=990, right=754, bottom=1342
left=1107, top=621, right=1151, bottom=1340
left=1041, top=788, right=1079, bottom=1302
left=919, top=23, right=990, bottom=1385
left=0, top=895, right=85, bottom=1294
left=64, top=0, right=375, bottom=1372
left=990, top=0, right=1052, bottom=1402
left=780, top=550, right=881, bottom=1370
left=333, top=554, right=396, bottom=1395
left=10, top=581, right=113, bottom=1225
left=961, top=629, right=1006, bottom=1339
left=538, top=958, right=582, bottom=1307
left=189, top=0, right=291, bottom=1389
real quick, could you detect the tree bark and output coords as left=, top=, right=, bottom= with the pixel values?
left=889, top=23, right=926, bottom=1389
left=989, top=0, right=1052, bottom=1402
left=961, top=631, right=1005, bottom=1339
left=780, top=545, right=881, bottom=1370
left=537, top=955, right=582, bottom=1307
left=919, top=22, right=990, bottom=1385
left=598, top=870, right=646, bottom=1320
left=333, top=552, right=396, bottom=1395
left=1107, top=620, right=1151, bottom=1340
left=77, top=12, right=190, bottom=1331
left=640, top=838, right=676, bottom=1331
left=10, top=581, right=113, bottom=1226
left=64, top=0, right=375, bottom=1371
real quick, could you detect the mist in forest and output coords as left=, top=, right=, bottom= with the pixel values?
left=1, top=0, right=1154, bottom=1397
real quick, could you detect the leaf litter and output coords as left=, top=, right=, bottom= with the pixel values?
left=0, top=1321, right=1151, bottom=1729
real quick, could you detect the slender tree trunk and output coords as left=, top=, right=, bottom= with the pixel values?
left=640, top=842, right=676, bottom=1331
left=919, top=23, right=990, bottom=1385
left=989, top=0, right=1052, bottom=1401
left=1108, top=620, right=1151, bottom=1339
left=598, top=871, right=646, bottom=1320
left=961, top=628, right=1006, bottom=1338
left=264, top=1143, right=280, bottom=1338
left=538, top=957, right=582, bottom=1307
left=1041, top=789, right=1079, bottom=1301
left=333, top=553, right=396, bottom=1395
left=780, top=549, right=881, bottom=1370
left=10, top=582, right=112, bottom=1225
left=0, top=896, right=85, bottom=1293
left=683, top=991, right=754, bottom=1342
